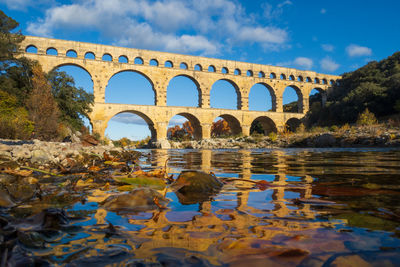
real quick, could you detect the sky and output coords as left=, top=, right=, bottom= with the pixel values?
left=1, top=0, right=400, bottom=140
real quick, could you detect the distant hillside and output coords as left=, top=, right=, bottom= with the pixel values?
left=306, top=51, right=400, bottom=126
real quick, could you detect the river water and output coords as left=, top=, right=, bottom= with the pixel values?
left=12, top=148, right=400, bottom=266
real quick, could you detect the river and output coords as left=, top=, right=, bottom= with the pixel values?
left=6, top=148, right=400, bottom=266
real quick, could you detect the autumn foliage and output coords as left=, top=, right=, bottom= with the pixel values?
left=167, top=121, right=195, bottom=140
left=211, top=119, right=231, bottom=137
left=26, top=64, right=60, bottom=140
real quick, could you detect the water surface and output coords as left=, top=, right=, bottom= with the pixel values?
left=12, top=148, right=400, bottom=266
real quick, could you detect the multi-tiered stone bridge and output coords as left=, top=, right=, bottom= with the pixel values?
left=20, top=36, right=341, bottom=141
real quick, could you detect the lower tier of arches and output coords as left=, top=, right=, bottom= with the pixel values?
left=90, top=103, right=304, bottom=141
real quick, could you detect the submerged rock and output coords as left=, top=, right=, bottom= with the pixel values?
left=171, top=171, right=223, bottom=204
left=101, top=188, right=169, bottom=211
left=172, top=170, right=223, bottom=194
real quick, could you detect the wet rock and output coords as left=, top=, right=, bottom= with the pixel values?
left=0, top=188, right=16, bottom=208
left=102, top=188, right=169, bottom=211
left=172, top=171, right=223, bottom=194
left=16, top=208, right=70, bottom=231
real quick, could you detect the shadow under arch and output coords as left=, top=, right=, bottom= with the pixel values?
left=214, top=114, right=242, bottom=136
left=167, top=74, right=202, bottom=107
left=282, top=85, right=304, bottom=113
left=169, top=112, right=202, bottom=140
left=106, top=69, right=156, bottom=105
left=285, top=118, right=302, bottom=132
left=211, top=79, right=242, bottom=110
left=107, top=110, right=157, bottom=141
left=249, top=82, right=277, bottom=111
left=251, top=116, right=277, bottom=135
left=310, top=87, right=327, bottom=107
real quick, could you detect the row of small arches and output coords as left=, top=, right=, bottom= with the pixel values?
left=25, top=44, right=335, bottom=85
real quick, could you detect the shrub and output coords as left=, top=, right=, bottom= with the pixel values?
left=268, top=132, right=277, bottom=142
left=330, top=125, right=339, bottom=132
left=296, top=123, right=306, bottom=134
left=356, top=108, right=378, bottom=126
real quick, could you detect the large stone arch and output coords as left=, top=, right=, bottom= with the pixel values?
left=282, top=85, right=304, bottom=113
left=309, top=87, right=327, bottom=107
left=106, top=69, right=157, bottom=105
left=285, top=117, right=302, bottom=132
left=49, top=62, right=93, bottom=82
left=248, top=82, right=277, bottom=111
left=213, top=114, right=242, bottom=136
left=210, top=78, right=242, bottom=110
left=106, top=110, right=157, bottom=141
left=168, top=112, right=202, bottom=140
left=166, top=74, right=202, bottom=107
left=251, top=116, right=277, bottom=135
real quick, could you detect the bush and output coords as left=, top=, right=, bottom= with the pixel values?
left=296, top=123, right=306, bottom=133
left=357, top=108, right=378, bottom=126
left=330, top=125, right=339, bottom=132
left=0, top=90, right=34, bottom=139
left=268, top=132, right=277, bottom=142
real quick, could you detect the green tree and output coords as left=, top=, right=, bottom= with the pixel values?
left=47, top=70, right=94, bottom=130
left=0, top=10, right=24, bottom=61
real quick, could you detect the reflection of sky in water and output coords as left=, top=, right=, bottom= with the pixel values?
left=17, top=148, right=400, bottom=265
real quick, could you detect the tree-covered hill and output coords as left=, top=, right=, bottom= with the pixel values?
left=306, top=52, right=400, bottom=126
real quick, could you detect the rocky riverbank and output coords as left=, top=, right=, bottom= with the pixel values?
left=0, top=138, right=122, bottom=166
left=168, top=126, right=400, bottom=149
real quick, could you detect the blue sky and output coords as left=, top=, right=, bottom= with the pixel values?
left=1, top=0, right=399, bottom=140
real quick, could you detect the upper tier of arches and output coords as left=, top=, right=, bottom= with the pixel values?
left=22, top=36, right=340, bottom=87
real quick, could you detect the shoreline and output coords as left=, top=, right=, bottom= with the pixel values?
left=1, top=126, right=399, bottom=164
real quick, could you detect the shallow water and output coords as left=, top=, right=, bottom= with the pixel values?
left=7, top=148, right=400, bottom=266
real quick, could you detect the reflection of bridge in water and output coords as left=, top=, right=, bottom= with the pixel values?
left=51, top=149, right=344, bottom=264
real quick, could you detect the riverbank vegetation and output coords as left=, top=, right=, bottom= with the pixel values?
left=0, top=11, right=93, bottom=141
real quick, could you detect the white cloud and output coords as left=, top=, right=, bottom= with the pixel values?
left=26, top=0, right=289, bottom=55
left=346, top=44, right=372, bottom=57
left=320, top=8, right=327, bottom=14
left=1, top=0, right=53, bottom=11
left=294, top=57, right=313, bottom=69
left=276, top=57, right=313, bottom=70
left=321, top=44, right=334, bottom=52
left=237, top=26, right=287, bottom=44
left=320, top=57, right=340, bottom=72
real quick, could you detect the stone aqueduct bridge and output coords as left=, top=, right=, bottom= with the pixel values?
left=20, top=36, right=341, bottom=141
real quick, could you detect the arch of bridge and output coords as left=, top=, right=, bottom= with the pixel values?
left=19, top=36, right=340, bottom=140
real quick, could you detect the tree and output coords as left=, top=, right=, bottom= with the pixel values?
left=0, top=90, right=33, bottom=139
left=47, top=70, right=94, bottom=130
left=26, top=64, right=60, bottom=140
left=167, top=121, right=194, bottom=140
left=211, top=119, right=231, bottom=137
left=0, top=10, right=24, bottom=61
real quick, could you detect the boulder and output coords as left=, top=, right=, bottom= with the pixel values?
left=154, top=140, right=171, bottom=149
left=102, top=188, right=169, bottom=211
left=314, top=133, right=336, bottom=147
left=31, top=149, right=52, bottom=164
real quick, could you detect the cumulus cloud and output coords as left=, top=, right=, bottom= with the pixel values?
left=321, top=44, right=334, bottom=52
left=346, top=44, right=372, bottom=57
left=320, top=57, right=339, bottom=72
left=111, top=113, right=186, bottom=126
left=26, top=0, right=289, bottom=55
left=293, top=57, right=313, bottom=69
